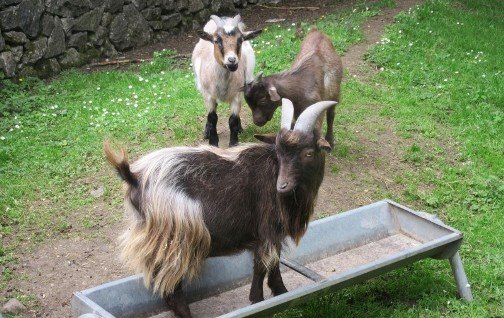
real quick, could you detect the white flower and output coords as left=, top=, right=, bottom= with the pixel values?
left=128, top=85, right=133, bottom=89
left=161, top=71, right=165, bottom=75
left=97, top=87, right=101, bottom=90
left=0, top=136, right=5, bottom=140
left=291, top=23, right=296, bottom=26
left=118, top=98, right=123, bottom=102
left=409, top=42, right=413, bottom=46
left=134, top=94, right=138, bottom=99
left=287, top=28, right=291, bottom=31
left=89, top=100, right=93, bottom=104
left=15, top=124, right=20, bottom=129
left=444, top=79, right=448, bottom=82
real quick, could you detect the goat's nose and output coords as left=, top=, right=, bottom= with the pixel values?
left=228, top=57, right=237, bottom=64
left=279, top=182, right=288, bottom=189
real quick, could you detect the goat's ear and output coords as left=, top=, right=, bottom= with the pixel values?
left=243, top=29, right=262, bottom=41
left=254, top=133, right=277, bottom=144
left=317, top=138, right=332, bottom=152
left=197, top=30, right=214, bottom=42
left=268, top=86, right=281, bottom=102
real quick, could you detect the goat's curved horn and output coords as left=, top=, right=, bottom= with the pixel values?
left=254, top=72, right=263, bottom=83
left=293, top=101, right=338, bottom=133
left=210, top=15, right=224, bottom=28
left=232, top=14, right=242, bottom=26
left=280, top=98, right=294, bottom=130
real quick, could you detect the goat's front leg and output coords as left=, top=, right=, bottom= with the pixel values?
left=325, top=104, right=336, bottom=148
left=249, top=250, right=267, bottom=304
left=204, top=97, right=219, bottom=147
left=267, top=256, right=288, bottom=296
left=228, top=95, right=243, bottom=147
left=164, top=283, right=192, bottom=318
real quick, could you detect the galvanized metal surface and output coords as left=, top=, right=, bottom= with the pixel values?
left=72, top=200, right=472, bottom=318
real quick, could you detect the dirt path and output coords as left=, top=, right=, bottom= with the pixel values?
left=11, top=1, right=423, bottom=316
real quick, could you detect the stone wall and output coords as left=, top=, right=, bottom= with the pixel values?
left=0, top=0, right=262, bottom=78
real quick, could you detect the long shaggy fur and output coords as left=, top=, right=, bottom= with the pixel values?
left=106, top=144, right=212, bottom=296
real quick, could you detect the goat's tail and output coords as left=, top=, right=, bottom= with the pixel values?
left=103, top=140, right=138, bottom=188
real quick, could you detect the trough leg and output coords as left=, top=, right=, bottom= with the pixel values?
left=164, top=284, right=192, bottom=318
left=267, top=261, right=288, bottom=296
left=204, top=98, right=219, bottom=147
left=229, top=96, right=243, bottom=147
left=449, top=252, right=473, bottom=301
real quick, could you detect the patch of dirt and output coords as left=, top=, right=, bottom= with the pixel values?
left=7, top=1, right=426, bottom=317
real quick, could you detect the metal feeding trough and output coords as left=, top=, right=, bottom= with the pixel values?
left=72, top=200, right=473, bottom=318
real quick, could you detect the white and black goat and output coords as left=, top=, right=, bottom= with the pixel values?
left=105, top=99, right=337, bottom=318
left=192, top=14, right=262, bottom=147
left=244, top=27, right=343, bottom=147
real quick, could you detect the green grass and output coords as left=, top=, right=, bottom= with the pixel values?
left=1, top=0, right=503, bottom=316
left=0, top=1, right=389, bottom=306
left=277, top=0, right=504, bottom=317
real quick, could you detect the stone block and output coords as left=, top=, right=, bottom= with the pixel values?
left=58, top=47, right=84, bottom=68
left=23, top=37, right=48, bottom=64
left=187, top=0, right=203, bottom=13
left=41, top=14, right=56, bottom=36
left=0, top=0, right=45, bottom=38
left=67, top=32, right=88, bottom=49
left=161, top=12, right=181, bottom=30
left=105, top=0, right=123, bottom=13
left=35, top=58, right=61, bottom=77
left=110, top=4, right=152, bottom=50
left=90, top=26, right=108, bottom=46
left=0, top=51, right=16, bottom=77
left=73, top=6, right=105, bottom=32
left=3, top=31, right=29, bottom=44
left=61, top=17, right=75, bottom=34
left=11, top=46, right=24, bottom=62
left=148, top=20, right=163, bottom=30
left=160, top=0, right=176, bottom=11
left=44, top=17, right=66, bottom=58
left=141, top=7, right=161, bottom=20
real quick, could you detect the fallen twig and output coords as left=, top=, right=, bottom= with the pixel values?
left=258, top=4, right=319, bottom=11
left=89, top=53, right=191, bottom=67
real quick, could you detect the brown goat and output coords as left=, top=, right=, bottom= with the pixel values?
left=104, top=99, right=336, bottom=318
left=244, top=27, right=343, bottom=147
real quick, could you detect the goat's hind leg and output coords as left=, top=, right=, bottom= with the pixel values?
left=204, top=98, right=219, bottom=147
left=164, top=283, right=192, bottom=318
left=228, top=96, right=243, bottom=147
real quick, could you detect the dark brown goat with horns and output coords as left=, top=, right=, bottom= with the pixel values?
left=244, top=27, right=343, bottom=148
left=104, top=99, right=337, bottom=318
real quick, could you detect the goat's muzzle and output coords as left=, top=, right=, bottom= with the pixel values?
left=225, top=63, right=238, bottom=72
left=277, top=179, right=295, bottom=193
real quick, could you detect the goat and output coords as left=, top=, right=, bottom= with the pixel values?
left=104, top=98, right=337, bottom=318
left=244, top=27, right=343, bottom=148
left=192, top=14, right=262, bottom=147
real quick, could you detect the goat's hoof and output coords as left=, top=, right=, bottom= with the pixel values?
left=249, top=297, right=264, bottom=304
left=229, top=140, right=239, bottom=147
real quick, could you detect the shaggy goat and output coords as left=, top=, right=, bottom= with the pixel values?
left=192, top=14, right=262, bottom=147
left=105, top=99, right=336, bottom=318
left=244, top=27, right=343, bottom=147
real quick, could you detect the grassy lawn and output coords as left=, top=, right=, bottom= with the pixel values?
left=1, top=0, right=503, bottom=316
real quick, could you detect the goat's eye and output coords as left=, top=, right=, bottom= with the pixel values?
left=305, top=150, right=314, bottom=157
